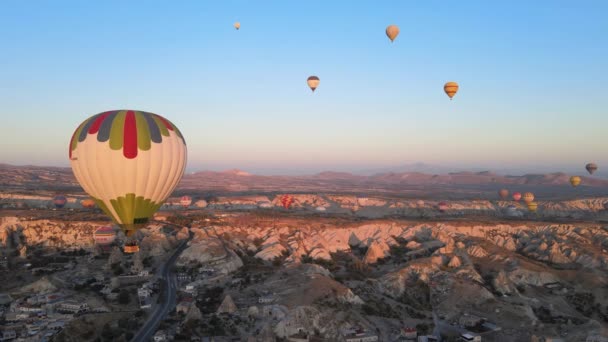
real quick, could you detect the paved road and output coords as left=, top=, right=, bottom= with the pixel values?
left=131, top=233, right=191, bottom=342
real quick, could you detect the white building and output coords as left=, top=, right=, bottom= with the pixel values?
left=57, top=301, right=89, bottom=314
left=459, top=333, right=481, bottom=342
left=258, top=295, right=275, bottom=304
left=341, top=328, right=378, bottom=342
left=153, top=330, right=167, bottom=341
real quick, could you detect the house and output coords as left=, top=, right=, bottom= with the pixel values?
left=57, top=301, right=89, bottom=314
left=177, top=273, right=192, bottom=283
left=258, top=295, right=275, bottom=304
left=459, top=333, right=481, bottom=342
left=341, top=328, right=379, bottom=342
left=153, top=330, right=167, bottom=341
left=401, top=327, right=417, bottom=339
left=0, top=330, right=17, bottom=341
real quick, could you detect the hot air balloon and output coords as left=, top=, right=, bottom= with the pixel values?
left=437, top=201, right=449, bottom=213
left=234, top=22, right=240, bottom=30
left=444, top=82, right=459, bottom=100
left=569, top=176, right=581, bottom=187
left=280, top=195, right=294, bottom=209
left=180, top=196, right=192, bottom=209
left=586, top=163, right=598, bottom=175
left=53, top=195, right=67, bottom=209
left=307, top=76, right=320, bottom=92
left=69, top=110, right=187, bottom=253
left=499, top=189, right=509, bottom=199
left=527, top=202, right=538, bottom=212
left=385, top=25, right=399, bottom=42
left=416, top=200, right=425, bottom=207
left=512, top=192, right=522, bottom=202
left=94, top=226, right=117, bottom=246
left=81, top=198, right=96, bottom=209
left=523, top=192, right=534, bottom=204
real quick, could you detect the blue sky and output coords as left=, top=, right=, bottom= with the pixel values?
left=0, top=1, right=606, bottom=175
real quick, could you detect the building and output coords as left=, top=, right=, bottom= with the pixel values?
left=341, top=328, right=379, bottom=342
left=258, top=295, right=275, bottom=304
left=153, top=330, right=167, bottom=342
left=459, top=333, right=481, bottom=342
left=177, top=273, right=192, bottom=283
left=57, top=301, right=89, bottom=314
left=0, top=330, right=17, bottom=341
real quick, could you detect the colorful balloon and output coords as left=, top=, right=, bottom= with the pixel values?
left=234, top=22, right=240, bottom=30
left=527, top=202, right=538, bottom=212
left=94, top=226, right=116, bottom=246
left=499, top=189, right=509, bottom=199
left=280, top=195, right=294, bottom=209
left=81, top=198, right=96, bottom=209
left=385, top=25, right=400, bottom=42
left=180, top=196, right=192, bottom=208
left=53, top=195, right=67, bottom=209
left=444, top=82, right=459, bottom=100
left=523, top=192, right=534, bottom=204
left=437, top=201, right=449, bottom=213
left=69, top=110, right=187, bottom=237
left=569, top=176, right=581, bottom=187
left=585, top=163, right=597, bottom=175
left=307, top=76, right=320, bottom=92
left=512, top=192, right=522, bottom=202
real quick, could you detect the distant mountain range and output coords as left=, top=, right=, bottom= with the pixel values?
left=1, top=163, right=607, bottom=199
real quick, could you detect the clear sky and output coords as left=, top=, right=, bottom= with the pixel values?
left=0, top=1, right=606, bottom=175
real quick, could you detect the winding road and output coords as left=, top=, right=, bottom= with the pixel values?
left=131, top=231, right=191, bottom=342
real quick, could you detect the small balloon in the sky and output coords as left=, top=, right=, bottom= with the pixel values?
left=444, top=82, right=459, bottom=100
left=569, top=176, right=581, bottom=187
left=585, top=163, right=597, bottom=175
left=499, top=189, right=509, bottom=199
left=523, top=192, right=535, bottom=203
left=385, top=25, right=400, bottom=42
left=234, top=22, right=241, bottom=30
left=512, top=192, right=522, bottom=202
left=307, top=76, right=320, bottom=92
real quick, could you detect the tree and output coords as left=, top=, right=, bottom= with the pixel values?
left=118, top=289, right=130, bottom=304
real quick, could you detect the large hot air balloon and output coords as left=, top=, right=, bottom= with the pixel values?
left=280, top=195, right=294, bottom=209
left=53, top=195, right=67, bottom=209
left=527, top=202, right=538, bottom=212
left=437, top=201, right=449, bottom=213
left=523, top=192, right=534, bottom=204
left=234, top=22, right=240, bottom=30
left=307, top=76, right=320, bottom=92
left=385, top=25, right=399, bottom=42
left=180, top=196, right=192, bottom=209
left=585, top=163, right=598, bottom=175
left=69, top=110, right=187, bottom=247
left=444, top=82, right=459, bottom=100
left=512, top=192, right=522, bottom=202
left=81, top=198, right=96, bottom=209
left=499, top=189, right=509, bottom=199
left=569, top=176, right=581, bottom=187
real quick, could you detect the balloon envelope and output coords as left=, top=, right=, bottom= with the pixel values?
left=385, top=25, right=399, bottom=42
left=234, top=22, right=240, bottom=30
left=94, top=226, right=116, bottom=246
left=81, top=198, right=96, bottom=209
left=512, top=192, right=522, bottom=201
left=280, top=195, right=294, bottom=209
left=180, top=196, right=192, bottom=208
left=569, top=176, right=581, bottom=187
left=527, top=202, right=538, bottom=212
left=69, top=110, right=187, bottom=236
left=523, top=192, right=535, bottom=203
left=499, top=189, right=509, bottom=199
left=307, top=76, right=320, bottom=92
left=444, top=82, right=459, bottom=99
left=53, top=195, right=67, bottom=208
left=585, top=163, right=597, bottom=175
left=437, top=201, right=449, bottom=212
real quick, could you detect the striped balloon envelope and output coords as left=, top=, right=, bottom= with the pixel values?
left=69, top=110, right=187, bottom=236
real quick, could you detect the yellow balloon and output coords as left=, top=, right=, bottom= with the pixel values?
left=527, top=202, right=538, bottom=212
left=444, top=82, right=459, bottom=100
left=569, top=176, right=581, bottom=187
left=385, top=25, right=399, bottom=42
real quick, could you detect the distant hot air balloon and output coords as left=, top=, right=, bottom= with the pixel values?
left=280, top=195, right=294, bottom=209
left=385, top=25, right=399, bottom=42
left=569, top=176, right=581, bottom=187
left=527, top=202, right=538, bottom=212
left=444, top=82, right=459, bottom=100
left=416, top=200, right=425, bottom=207
left=69, top=110, right=187, bottom=251
left=512, top=192, right=522, bottom=202
left=307, top=76, right=320, bottom=92
left=180, top=196, right=192, bottom=209
left=523, top=192, right=534, bottom=204
left=94, top=226, right=117, bottom=246
left=585, top=163, right=597, bottom=175
left=437, top=201, right=449, bottom=213
left=53, top=195, right=67, bottom=209
left=499, top=189, right=509, bottom=199
left=234, top=22, right=240, bottom=30
left=81, top=198, right=96, bottom=209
